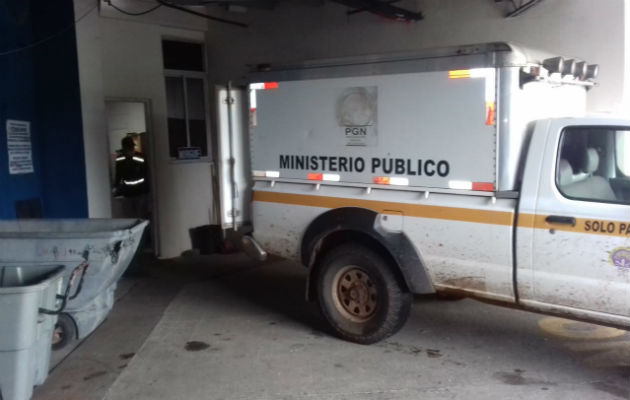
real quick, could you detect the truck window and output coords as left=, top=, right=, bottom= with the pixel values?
left=556, top=127, right=630, bottom=204
left=617, top=131, right=630, bottom=176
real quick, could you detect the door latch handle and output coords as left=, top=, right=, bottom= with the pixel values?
left=545, top=215, right=576, bottom=227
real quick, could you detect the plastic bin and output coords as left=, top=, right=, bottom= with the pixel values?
left=0, top=219, right=148, bottom=349
left=0, top=265, right=65, bottom=400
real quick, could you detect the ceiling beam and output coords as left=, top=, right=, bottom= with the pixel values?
left=331, top=0, right=423, bottom=22
left=501, top=0, right=544, bottom=18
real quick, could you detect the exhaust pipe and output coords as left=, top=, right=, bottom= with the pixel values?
left=242, top=235, right=267, bottom=261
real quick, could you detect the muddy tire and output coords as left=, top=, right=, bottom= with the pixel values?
left=316, top=244, right=412, bottom=344
left=52, top=313, right=76, bottom=351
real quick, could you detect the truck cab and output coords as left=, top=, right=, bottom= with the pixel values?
left=517, top=119, right=630, bottom=327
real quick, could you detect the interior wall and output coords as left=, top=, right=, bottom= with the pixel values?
left=207, top=0, right=628, bottom=118
left=105, top=101, right=147, bottom=183
left=106, top=102, right=147, bottom=157
left=105, top=101, right=148, bottom=220
left=74, top=0, right=212, bottom=258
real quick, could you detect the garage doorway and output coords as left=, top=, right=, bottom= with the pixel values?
left=105, top=99, right=159, bottom=255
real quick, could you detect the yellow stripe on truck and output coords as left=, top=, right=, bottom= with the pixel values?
left=518, top=213, right=630, bottom=238
left=253, top=190, right=513, bottom=225
left=253, top=191, right=630, bottom=238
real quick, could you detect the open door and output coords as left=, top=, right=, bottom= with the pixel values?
left=105, top=99, right=158, bottom=255
left=216, top=84, right=251, bottom=230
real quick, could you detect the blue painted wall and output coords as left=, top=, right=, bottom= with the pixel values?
left=0, top=1, right=42, bottom=218
left=31, top=1, right=87, bottom=218
left=0, top=0, right=87, bottom=219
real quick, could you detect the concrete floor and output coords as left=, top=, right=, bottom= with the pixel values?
left=33, top=254, right=629, bottom=400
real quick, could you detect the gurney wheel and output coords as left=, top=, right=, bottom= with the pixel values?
left=52, top=313, right=76, bottom=351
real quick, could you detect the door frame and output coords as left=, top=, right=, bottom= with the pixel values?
left=105, top=97, right=161, bottom=256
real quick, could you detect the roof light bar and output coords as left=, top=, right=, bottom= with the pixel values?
left=574, top=61, right=587, bottom=80
left=542, top=57, right=564, bottom=74
left=560, top=59, right=576, bottom=77
left=585, top=64, right=599, bottom=80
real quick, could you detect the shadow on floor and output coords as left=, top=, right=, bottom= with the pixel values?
left=182, top=255, right=328, bottom=334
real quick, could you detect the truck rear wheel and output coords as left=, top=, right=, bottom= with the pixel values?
left=316, top=244, right=412, bottom=344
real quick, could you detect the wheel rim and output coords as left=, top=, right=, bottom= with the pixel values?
left=332, top=265, right=378, bottom=322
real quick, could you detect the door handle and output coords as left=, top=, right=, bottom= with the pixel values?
left=545, top=215, right=576, bottom=227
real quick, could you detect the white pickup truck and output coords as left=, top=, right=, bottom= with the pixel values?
left=216, top=42, right=630, bottom=344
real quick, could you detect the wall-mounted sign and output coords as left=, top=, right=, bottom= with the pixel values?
left=6, top=120, right=33, bottom=174
left=178, top=146, right=202, bottom=160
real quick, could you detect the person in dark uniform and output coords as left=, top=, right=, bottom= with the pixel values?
left=114, top=136, right=149, bottom=219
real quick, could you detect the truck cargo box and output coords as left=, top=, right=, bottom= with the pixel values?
left=247, top=42, right=588, bottom=192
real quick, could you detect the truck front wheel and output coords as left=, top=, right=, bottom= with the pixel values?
left=316, top=244, right=412, bottom=344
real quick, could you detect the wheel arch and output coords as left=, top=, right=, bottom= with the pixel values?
left=301, top=207, right=434, bottom=300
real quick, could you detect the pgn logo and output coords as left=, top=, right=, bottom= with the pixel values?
left=345, top=127, right=368, bottom=136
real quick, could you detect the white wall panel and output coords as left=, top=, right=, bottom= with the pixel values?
left=74, top=0, right=212, bottom=258
left=207, top=0, right=627, bottom=118
left=100, top=20, right=212, bottom=258
left=75, top=4, right=111, bottom=218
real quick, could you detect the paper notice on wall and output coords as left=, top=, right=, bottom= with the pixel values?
left=6, top=120, right=34, bottom=174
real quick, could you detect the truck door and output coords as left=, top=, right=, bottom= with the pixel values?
left=520, top=121, right=630, bottom=321
left=215, top=85, right=250, bottom=230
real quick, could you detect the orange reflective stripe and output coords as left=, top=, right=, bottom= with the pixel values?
left=253, top=191, right=513, bottom=226
left=253, top=191, right=629, bottom=237
left=485, top=101, right=496, bottom=126
left=518, top=214, right=629, bottom=238
left=307, top=173, right=323, bottom=180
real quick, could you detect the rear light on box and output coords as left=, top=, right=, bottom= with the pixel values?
left=308, top=173, right=340, bottom=182
left=373, top=177, right=409, bottom=186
